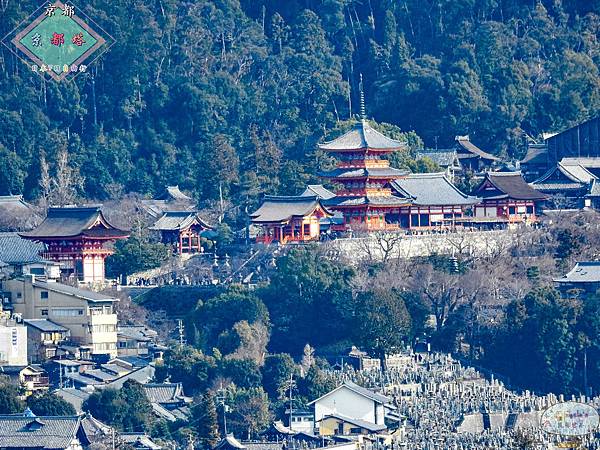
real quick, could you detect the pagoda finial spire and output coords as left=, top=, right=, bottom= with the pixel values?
left=359, top=73, right=366, bottom=121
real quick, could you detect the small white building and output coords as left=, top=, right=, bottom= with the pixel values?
left=0, top=315, right=27, bottom=366
left=308, top=380, right=392, bottom=433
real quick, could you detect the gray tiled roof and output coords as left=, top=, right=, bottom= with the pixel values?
left=23, top=319, right=68, bottom=333
left=143, top=383, right=188, bottom=404
left=0, top=233, right=45, bottom=264
left=588, top=179, right=600, bottom=197
left=32, top=280, right=117, bottom=303
left=533, top=161, right=596, bottom=187
left=319, top=121, right=405, bottom=151
left=554, top=261, right=600, bottom=283
left=416, top=149, right=459, bottom=167
left=155, top=186, right=192, bottom=201
left=320, top=167, right=409, bottom=179
left=55, top=389, right=90, bottom=414
left=121, top=433, right=162, bottom=450
left=0, top=415, right=87, bottom=449
left=251, top=196, right=332, bottom=223
left=561, top=157, right=600, bottom=168
left=301, top=185, right=336, bottom=200
left=343, top=380, right=391, bottom=404
left=0, top=196, right=40, bottom=231
left=215, top=436, right=246, bottom=450
left=390, top=173, right=479, bottom=206
left=20, top=207, right=128, bottom=239
left=150, top=211, right=212, bottom=231
left=455, top=136, right=501, bottom=161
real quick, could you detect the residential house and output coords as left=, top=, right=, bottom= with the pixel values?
left=0, top=233, right=60, bottom=279
left=308, top=380, right=392, bottom=435
left=3, top=275, right=118, bottom=357
left=117, top=325, right=158, bottom=357
left=471, top=172, right=546, bottom=225
left=19, top=365, right=50, bottom=395
left=554, top=261, right=600, bottom=297
left=23, top=319, right=70, bottom=363
left=0, top=414, right=90, bottom=450
left=317, top=414, right=387, bottom=436
left=251, top=196, right=333, bottom=244
left=285, top=409, right=315, bottom=433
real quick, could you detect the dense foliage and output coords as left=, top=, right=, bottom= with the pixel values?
left=1, top=0, right=600, bottom=208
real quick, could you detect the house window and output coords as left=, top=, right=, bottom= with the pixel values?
left=40, top=291, right=49, bottom=300
left=508, top=206, right=516, bottom=215
left=411, top=215, right=419, bottom=227
left=526, top=205, right=534, bottom=214
left=41, top=309, right=48, bottom=316
left=53, top=309, right=84, bottom=317
left=349, top=427, right=362, bottom=434
left=419, top=214, right=430, bottom=227
left=303, top=224, right=310, bottom=235
left=16, top=293, right=22, bottom=299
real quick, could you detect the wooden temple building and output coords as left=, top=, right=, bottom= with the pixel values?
left=454, top=135, right=501, bottom=172
left=149, top=211, right=213, bottom=255
left=389, top=173, right=479, bottom=230
left=471, top=172, right=546, bottom=224
left=250, top=196, right=333, bottom=244
left=19, top=207, right=129, bottom=283
left=318, top=120, right=411, bottom=231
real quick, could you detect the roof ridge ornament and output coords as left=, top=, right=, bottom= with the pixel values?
left=359, top=73, right=366, bottom=121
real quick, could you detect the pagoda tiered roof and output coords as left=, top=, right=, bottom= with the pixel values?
left=20, top=207, right=129, bottom=240
left=320, top=167, right=409, bottom=180
left=318, top=120, right=406, bottom=152
left=325, top=195, right=411, bottom=208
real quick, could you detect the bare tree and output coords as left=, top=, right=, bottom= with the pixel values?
left=48, top=146, right=84, bottom=207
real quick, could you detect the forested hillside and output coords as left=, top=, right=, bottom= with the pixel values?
left=1, top=0, right=599, bottom=206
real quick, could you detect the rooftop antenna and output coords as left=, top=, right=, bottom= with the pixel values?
left=359, top=73, right=366, bottom=121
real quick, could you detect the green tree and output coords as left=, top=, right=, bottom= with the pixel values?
left=227, top=387, right=271, bottom=439
left=0, top=384, right=25, bottom=414
left=352, top=288, right=412, bottom=370
left=27, top=392, right=76, bottom=416
left=193, top=392, right=220, bottom=449
left=105, top=236, right=170, bottom=279
left=259, top=247, right=355, bottom=354
left=261, top=353, right=298, bottom=400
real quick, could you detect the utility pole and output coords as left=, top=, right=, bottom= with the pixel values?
left=217, top=382, right=228, bottom=436
left=584, top=347, right=589, bottom=398
left=288, top=373, right=294, bottom=431
left=219, top=183, right=224, bottom=224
